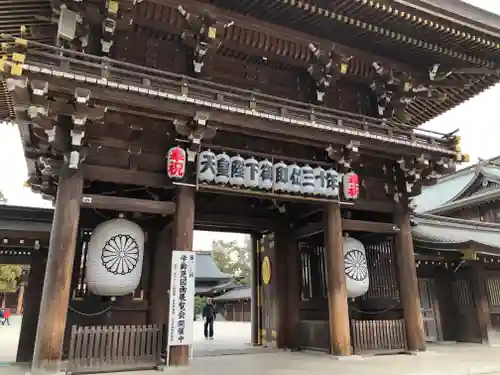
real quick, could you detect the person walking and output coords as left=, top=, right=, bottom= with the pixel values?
left=202, top=298, right=216, bottom=339
left=2, top=308, right=10, bottom=325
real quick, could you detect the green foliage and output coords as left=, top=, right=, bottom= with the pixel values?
left=211, top=239, right=251, bottom=285
left=195, top=295, right=205, bottom=315
left=0, top=265, right=22, bottom=292
left=0, top=190, right=6, bottom=203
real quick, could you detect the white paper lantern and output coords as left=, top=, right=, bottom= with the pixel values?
left=258, top=159, right=273, bottom=190
left=325, top=168, right=340, bottom=197
left=86, top=218, right=145, bottom=296
left=198, top=149, right=216, bottom=183
left=273, top=161, right=288, bottom=192
left=313, top=166, right=327, bottom=196
left=343, top=236, right=370, bottom=298
left=287, top=163, right=301, bottom=193
left=215, top=152, right=230, bottom=185
left=300, top=164, right=315, bottom=195
left=244, top=157, right=259, bottom=188
left=230, top=154, right=245, bottom=186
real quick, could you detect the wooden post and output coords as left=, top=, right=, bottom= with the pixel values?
left=275, top=227, right=287, bottom=349
left=168, top=185, right=195, bottom=366
left=250, top=233, right=261, bottom=345
left=470, top=261, right=492, bottom=344
left=148, top=223, right=173, bottom=351
left=17, top=249, right=47, bottom=363
left=275, top=225, right=301, bottom=349
left=324, top=202, right=351, bottom=356
left=394, top=207, right=425, bottom=352
left=285, top=226, right=300, bottom=349
left=31, top=168, right=83, bottom=374
left=16, top=283, right=25, bottom=315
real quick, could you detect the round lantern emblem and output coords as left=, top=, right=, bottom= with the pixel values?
left=101, top=234, right=140, bottom=275
left=344, top=249, right=368, bottom=282
left=262, top=256, right=271, bottom=285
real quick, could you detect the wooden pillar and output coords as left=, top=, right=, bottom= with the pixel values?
left=324, top=203, right=351, bottom=356
left=148, top=223, right=173, bottom=351
left=250, top=233, right=261, bottom=345
left=394, top=207, right=425, bottom=351
left=275, top=225, right=301, bottom=349
left=17, top=249, right=47, bottom=363
left=168, top=186, right=195, bottom=366
left=470, top=261, right=492, bottom=344
left=31, top=169, right=83, bottom=374
left=16, top=283, right=25, bottom=315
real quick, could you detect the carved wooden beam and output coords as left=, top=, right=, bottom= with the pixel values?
left=81, top=194, right=176, bottom=215
left=130, top=0, right=423, bottom=81
left=33, top=75, right=451, bottom=158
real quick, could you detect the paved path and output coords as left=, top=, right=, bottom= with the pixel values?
left=0, top=317, right=253, bottom=363
left=0, top=315, right=22, bottom=364
left=192, top=321, right=252, bottom=356
left=5, top=318, right=500, bottom=375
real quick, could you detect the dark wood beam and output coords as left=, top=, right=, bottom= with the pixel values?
left=36, top=76, right=445, bottom=158
left=196, top=213, right=276, bottom=231
left=295, top=218, right=399, bottom=239
left=81, top=194, right=176, bottom=215
left=342, top=219, right=399, bottom=233
left=194, top=225, right=260, bottom=234
left=295, top=221, right=323, bottom=240
left=82, top=165, right=172, bottom=189
left=0, top=255, right=32, bottom=265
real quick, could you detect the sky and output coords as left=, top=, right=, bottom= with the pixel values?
left=0, top=0, right=497, bottom=250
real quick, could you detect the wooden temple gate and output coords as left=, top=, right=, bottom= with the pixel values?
left=3, top=0, right=496, bottom=372
left=289, top=235, right=408, bottom=354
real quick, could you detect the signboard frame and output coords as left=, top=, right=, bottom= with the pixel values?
left=166, top=250, right=196, bottom=366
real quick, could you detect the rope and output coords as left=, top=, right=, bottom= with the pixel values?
left=348, top=300, right=400, bottom=315
left=68, top=303, right=112, bottom=317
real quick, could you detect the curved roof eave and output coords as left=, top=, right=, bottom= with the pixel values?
left=413, top=166, right=481, bottom=213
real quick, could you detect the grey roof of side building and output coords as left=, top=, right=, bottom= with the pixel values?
left=194, top=251, right=233, bottom=280
left=212, top=286, right=251, bottom=302
left=412, top=155, right=500, bottom=214
left=412, top=213, right=500, bottom=253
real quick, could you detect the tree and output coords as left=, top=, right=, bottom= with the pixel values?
left=0, top=264, right=22, bottom=307
left=211, top=239, right=251, bottom=285
left=0, top=190, right=6, bottom=204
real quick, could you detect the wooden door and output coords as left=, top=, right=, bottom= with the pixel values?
left=260, top=233, right=278, bottom=346
left=418, top=279, right=440, bottom=342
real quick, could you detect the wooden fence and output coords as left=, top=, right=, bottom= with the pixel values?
left=351, top=319, right=407, bottom=354
left=66, top=324, right=163, bottom=374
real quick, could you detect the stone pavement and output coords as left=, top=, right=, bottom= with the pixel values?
left=0, top=314, right=22, bottom=364
left=4, top=317, right=500, bottom=375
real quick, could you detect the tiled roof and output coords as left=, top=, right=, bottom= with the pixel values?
left=413, top=156, right=500, bottom=213
left=195, top=251, right=233, bottom=280
left=412, top=213, right=500, bottom=253
left=213, top=286, right=251, bottom=302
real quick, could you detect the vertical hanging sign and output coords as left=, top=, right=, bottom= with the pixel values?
left=167, top=251, right=196, bottom=346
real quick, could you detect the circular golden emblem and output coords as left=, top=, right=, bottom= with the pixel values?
left=262, top=256, right=271, bottom=285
